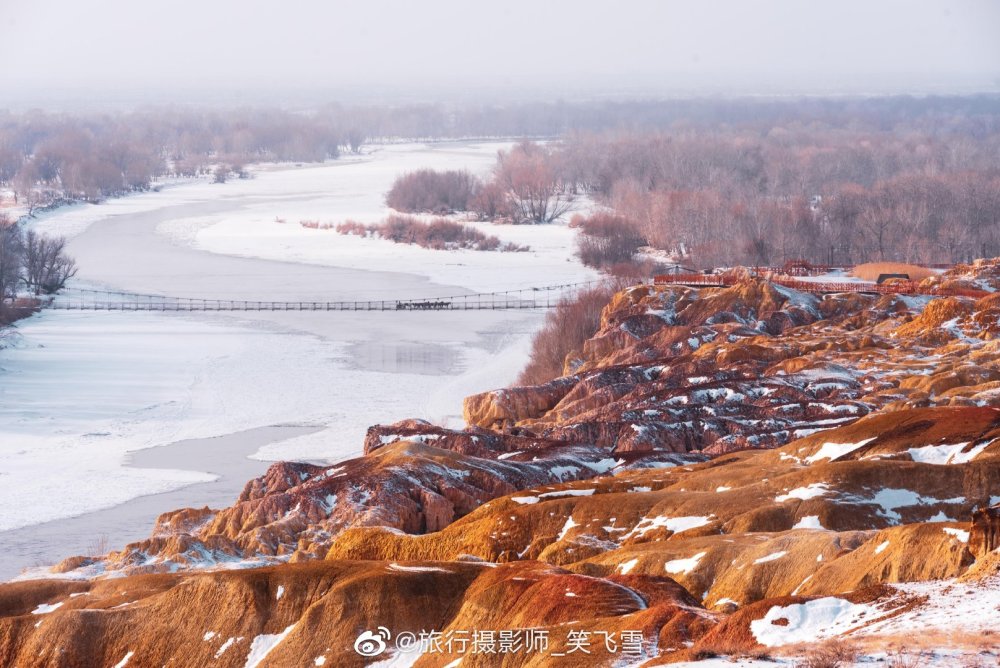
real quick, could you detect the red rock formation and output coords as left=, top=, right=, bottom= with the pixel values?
left=8, top=275, right=1000, bottom=665
left=970, top=504, right=1000, bottom=557
left=0, top=560, right=712, bottom=668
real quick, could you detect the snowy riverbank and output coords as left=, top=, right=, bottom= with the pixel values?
left=0, top=141, right=598, bottom=577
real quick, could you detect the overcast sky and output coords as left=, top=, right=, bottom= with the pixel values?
left=2, top=0, right=998, bottom=107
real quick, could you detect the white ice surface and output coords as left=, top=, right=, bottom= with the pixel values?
left=146, top=142, right=597, bottom=294
left=3, top=142, right=596, bottom=537
left=0, top=311, right=483, bottom=531
left=188, top=215, right=591, bottom=296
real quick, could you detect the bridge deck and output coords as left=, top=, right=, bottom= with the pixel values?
left=46, top=299, right=553, bottom=311
left=24, top=275, right=988, bottom=313
left=39, top=281, right=602, bottom=312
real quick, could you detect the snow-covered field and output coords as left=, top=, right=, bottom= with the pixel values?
left=0, top=141, right=598, bottom=574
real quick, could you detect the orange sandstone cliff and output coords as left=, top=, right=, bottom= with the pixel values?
left=6, top=261, right=1000, bottom=666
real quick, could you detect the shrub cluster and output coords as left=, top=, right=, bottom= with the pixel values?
left=330, top=214, right=529, bottom=252
left=516, top=283, right=621, bottom=386
left=572, top=212, right=647, bottom=270
left=386, top=169, right=481, bottom=214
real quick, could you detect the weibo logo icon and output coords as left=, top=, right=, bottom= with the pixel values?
left=354, top=627, right=391, bottom=657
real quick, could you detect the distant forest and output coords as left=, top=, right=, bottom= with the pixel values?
left=2, top=96, right=999, bottom=266
left=384, top=96, right=1000, bottom=268
left=555, top=111, right=1000, bottom=268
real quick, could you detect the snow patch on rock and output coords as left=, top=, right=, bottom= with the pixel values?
left=31, top=602, right=63, bottom=615
left=753, top=551, right=788, bottom=564
left=805, top=438, right=876, bottom=464
left=665, top=551, right=706, bottom=575
left=750, top=597, right=880, bottom=646
left=244, top=625, right=296, bottom=668
left=775, top=483, right=830, bottom=503
left=792, top=515, right=825, bottom=530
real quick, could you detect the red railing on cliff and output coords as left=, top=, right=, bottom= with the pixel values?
left=653, top=272, right=991, bottom=300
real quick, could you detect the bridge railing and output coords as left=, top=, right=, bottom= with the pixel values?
left=653, top=273, right=991, bottom=300
left=47, top=279, right=612, bottom=312
left=45, top=297, right=561, bottom=312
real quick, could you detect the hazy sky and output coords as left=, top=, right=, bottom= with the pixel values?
left=2, top=0, right=999, bottom=106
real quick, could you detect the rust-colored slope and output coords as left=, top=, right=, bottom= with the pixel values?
left=0, top=560, right=708, bottom=668
left=326, top=407, right=999, bottom=608
left=8, top=273, right=1000, bottom=665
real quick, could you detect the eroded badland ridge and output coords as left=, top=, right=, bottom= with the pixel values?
left=7, top=261, right=1000, bottom=666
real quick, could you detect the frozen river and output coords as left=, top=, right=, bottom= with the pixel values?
left=0, top=141, right=596, bottom=579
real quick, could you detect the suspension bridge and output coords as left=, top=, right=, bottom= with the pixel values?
left=44, top=281, right=606, bottom=312
left=30, top=269, right=989, bottom=314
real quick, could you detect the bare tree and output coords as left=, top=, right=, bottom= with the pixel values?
left=21, top=230, right=77, bottom=294
left=13, top=162, right=43, bottom=215
left=0, top=142, right=24, bottom=186
left=495, top=142, right=574, bottom=224
left=345, top=129, right=365, bottom=154
left=0, top=218, right=22, bottom=303
left=859, top=191, right=896, bottom=261
left=469, top=180, right=514, bottom=222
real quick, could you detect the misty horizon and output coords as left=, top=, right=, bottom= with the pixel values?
left=2, top=0, right=999, bottom=111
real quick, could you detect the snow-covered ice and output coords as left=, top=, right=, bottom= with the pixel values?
left=0, top=141, right=596, bottom=574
